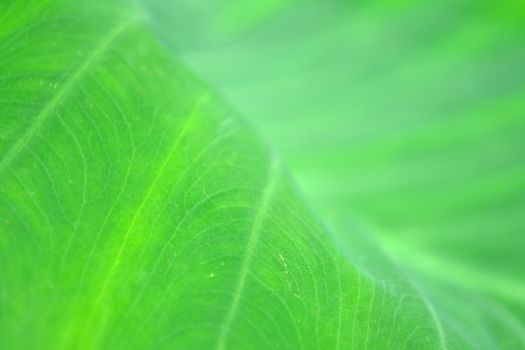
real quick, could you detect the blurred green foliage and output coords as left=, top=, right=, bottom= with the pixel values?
left=1, top=0, right=524, bottom=348
left=154, top=0, right=525, bottom=347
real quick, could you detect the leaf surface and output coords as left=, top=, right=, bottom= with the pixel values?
left=0, top=1, right=451, bottom=349
left=150, top=0, right=525, bottom=348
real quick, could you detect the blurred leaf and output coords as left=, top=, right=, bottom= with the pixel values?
left=148, top=0, right=525, bottom=348
left=0, top=0, right=455, bottom=349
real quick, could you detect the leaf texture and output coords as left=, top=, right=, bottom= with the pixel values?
left=0, top=1, right=453, bottom=349
left=153, top=0, right=525, bottom=348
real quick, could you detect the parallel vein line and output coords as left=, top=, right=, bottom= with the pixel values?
left=78, top=94, right=210, bottom=349
left=0, top=16, right=135, bottom=175
left=216, top=158, right=279, bottom=350
left=91, top=93, right=210, bottom=311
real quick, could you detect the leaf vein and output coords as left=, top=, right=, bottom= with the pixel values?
left=0, top=15, right=136, bottom=175
left=216, top=157, right=279, bottom=350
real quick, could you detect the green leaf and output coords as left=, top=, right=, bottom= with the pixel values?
left=0, top=1, right=452, bottom=349
left=2, top=0, right=524, bottom=349
left=149, top=0, right=525, bottom=348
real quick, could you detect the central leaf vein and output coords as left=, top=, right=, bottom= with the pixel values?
left=216, top=157, right=279, bottom=350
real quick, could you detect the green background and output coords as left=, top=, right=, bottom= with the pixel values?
left=1, top=0, right=524, bottom=348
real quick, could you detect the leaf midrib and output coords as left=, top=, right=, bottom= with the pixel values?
left=216, top=158, right=279, bottom=350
